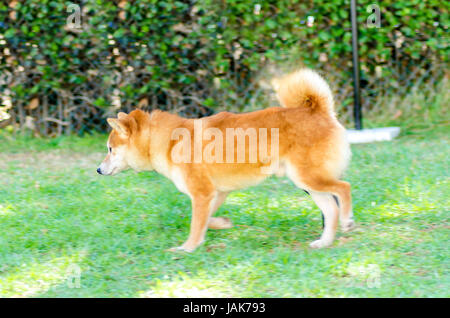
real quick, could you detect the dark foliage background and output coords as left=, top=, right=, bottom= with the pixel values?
left=0, top=0, right=448, bottom=136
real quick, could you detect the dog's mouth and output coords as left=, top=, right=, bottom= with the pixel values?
left=98, top=166, right=118, bottom=176
left=104, top=167, right=118, bottom=176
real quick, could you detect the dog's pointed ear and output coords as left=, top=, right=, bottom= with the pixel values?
left=117, top=112, right=128, bottom=120
left=107, top=118, right=129, bottom=136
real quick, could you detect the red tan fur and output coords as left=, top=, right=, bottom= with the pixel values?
left=98, top=69, right=355, bottom=252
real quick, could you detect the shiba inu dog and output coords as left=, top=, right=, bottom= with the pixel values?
left=97, top=69, right=355, bottom=252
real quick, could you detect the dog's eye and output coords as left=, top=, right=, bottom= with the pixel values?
left=109, top=147, right=112, bottom=153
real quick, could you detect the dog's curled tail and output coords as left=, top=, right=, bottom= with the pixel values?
left=272, top=68, right=334, bottom=114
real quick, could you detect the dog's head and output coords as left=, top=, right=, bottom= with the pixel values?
left=97, top=110, right=150, bottom=176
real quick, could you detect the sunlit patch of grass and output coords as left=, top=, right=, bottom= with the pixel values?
left=0, top=204, right=15, bottom=216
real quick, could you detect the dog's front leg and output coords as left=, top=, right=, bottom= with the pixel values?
left=170, top=193, right=216, bottom=253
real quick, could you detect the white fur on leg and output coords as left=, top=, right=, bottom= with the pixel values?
left=309, top=192, right=339, bottom=249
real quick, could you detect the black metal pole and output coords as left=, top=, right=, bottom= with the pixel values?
left=351, top=0, right=363, bottom=130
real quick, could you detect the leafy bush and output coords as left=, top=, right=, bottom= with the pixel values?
left=0, top=0, right=448, bottom=135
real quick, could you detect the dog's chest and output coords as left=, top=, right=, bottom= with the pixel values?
left=170, top=168, right=190, bottom=196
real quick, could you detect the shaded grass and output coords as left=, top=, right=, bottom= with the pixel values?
left=0, top=126, right=449, bottom=297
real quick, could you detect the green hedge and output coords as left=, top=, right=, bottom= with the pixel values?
left=0, top=0, right=448, bottom=135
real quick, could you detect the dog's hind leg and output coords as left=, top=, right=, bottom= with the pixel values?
left=308, top=192, right=339, bottom=248
left=208, top=191, right=233, bottom=230
left=286, top=163, right=355, bottom=247
left=305, top=177, right=355, bottom=233
left=304, top=190, right=325, bottom=229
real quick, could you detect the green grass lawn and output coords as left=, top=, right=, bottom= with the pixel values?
left=0, top=126, right=448, bottom=297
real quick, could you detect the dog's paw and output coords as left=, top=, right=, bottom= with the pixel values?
left=309, top=239, right=333, bottom=249
left=166, top=245, right=194, bottom=253
left=208, top=217, right=233, bottom=229
left=341, top=219, right=356, bottom=232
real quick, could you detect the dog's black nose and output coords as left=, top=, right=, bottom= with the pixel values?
left=97, top=168, right=102, bottom=175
